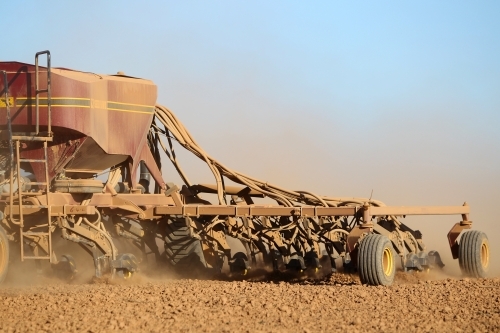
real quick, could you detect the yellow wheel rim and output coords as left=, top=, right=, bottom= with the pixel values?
left=481, top=241, right=490, bottom=269
left=0, top=238, right=6, bottom=276
left=383, top=247, right=393, bottom=276
left=242, top=269, right=248, bottom=276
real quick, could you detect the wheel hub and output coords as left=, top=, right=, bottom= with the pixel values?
left=383, top=248, right=393, bottom=276
left=481, top=242, right=489, bottom=268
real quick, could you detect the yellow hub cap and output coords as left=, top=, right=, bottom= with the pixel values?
left=383, top=247, right=393, bottom=276
left=0, top=239, right=6, bottom=274
left=481, top=242, right=490, bottom=268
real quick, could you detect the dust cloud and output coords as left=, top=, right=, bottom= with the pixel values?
left=155, top=88, right=500, bottom=278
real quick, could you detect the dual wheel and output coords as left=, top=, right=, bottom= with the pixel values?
left=357, top=230, right=490, bottom=286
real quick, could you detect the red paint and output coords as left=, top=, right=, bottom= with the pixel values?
left=0, top=61, right=165, bottom=188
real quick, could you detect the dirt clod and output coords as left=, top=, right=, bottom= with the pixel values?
left=0, top=275, right=499, bottom=332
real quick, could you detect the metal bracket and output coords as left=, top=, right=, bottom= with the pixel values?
left=346, top=223, right=373, bottom=253
left=447, top=220, right=472, bottom=259
left=164, top=183, right=179, bottom=197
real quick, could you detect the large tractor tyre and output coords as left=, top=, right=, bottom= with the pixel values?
left=0, top=225, right=9, bottom=284
left=358, top=234, right=396, bottom=286
left=458, top=230, right=489, bottom=278
left=164, top=218, right=207, bottom=276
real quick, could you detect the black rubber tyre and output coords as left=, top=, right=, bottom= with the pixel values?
left=164, top=217, right=207, bottom=274
left=229, top=252, right=250, bottom=275
left=52, top=254, right=77, bottom=281
left=115, top=253, right=139, bottom=279
left=0, top=226, right=9, bottom=284
left=458, top=230, right=489, bottom=278
left=286, top=255, right=306, bottom=272
left=271, top=250, right=285, bottom=272
left=358, top=234, right=396, bottom=286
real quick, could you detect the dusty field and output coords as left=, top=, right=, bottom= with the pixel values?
left=0, top=271, right=499, bottom=333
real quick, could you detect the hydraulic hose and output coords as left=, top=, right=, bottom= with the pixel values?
left=151, top=104, right=389, bottom=210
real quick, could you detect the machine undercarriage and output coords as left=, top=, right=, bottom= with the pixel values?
left=0, top=51, right=490, bottom=286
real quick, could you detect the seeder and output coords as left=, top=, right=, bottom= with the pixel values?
left=0, top=51, right=490, bottom=285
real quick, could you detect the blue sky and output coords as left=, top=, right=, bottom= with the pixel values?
left=5, top=2, right=499, bottom=119
left=4, top=1, right=500, bottom=269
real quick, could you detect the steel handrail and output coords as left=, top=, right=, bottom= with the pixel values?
left=35, top=50, right=51, bottom=135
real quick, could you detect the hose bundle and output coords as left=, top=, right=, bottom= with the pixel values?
left=149, top=104, right=386, bottom=209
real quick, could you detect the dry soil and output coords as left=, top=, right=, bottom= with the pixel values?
left=0, top=270, right=499, bottom=333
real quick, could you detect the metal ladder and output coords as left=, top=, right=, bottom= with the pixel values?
left=16, top=140, right=52, bottom=261
left=6, top=51, right=54, bottom=262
